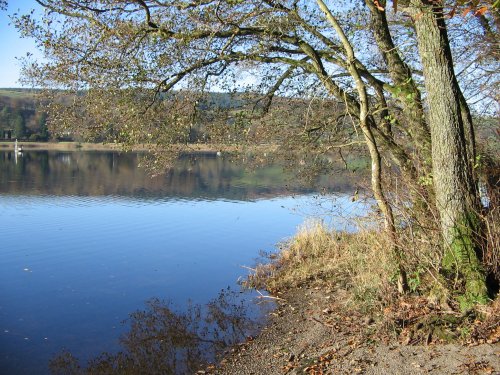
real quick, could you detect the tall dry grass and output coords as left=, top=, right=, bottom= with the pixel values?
left=244, top=150, right=499, bottom=313
left=245, top=220, right=400, bottom=310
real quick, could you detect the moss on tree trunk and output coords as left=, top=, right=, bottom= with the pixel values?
left=442, top=213, right=488, bottom=310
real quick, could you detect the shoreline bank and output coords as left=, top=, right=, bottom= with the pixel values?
left=214, top=285, right=499, bottom=374
left=212, top=224, right=500, bottom=374
left=0, top=141, right=277, bottom=154
left=0, top=141, right=123, bottom=151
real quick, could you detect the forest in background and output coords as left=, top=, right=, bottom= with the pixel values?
left=0, top=88, right=48, bottom=140
left=0, top=87, right=496, bottom=161
left=0, top=87, right=337, bottom=145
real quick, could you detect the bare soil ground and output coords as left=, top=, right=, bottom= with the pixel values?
left=211, top=286, right=499, bottom=375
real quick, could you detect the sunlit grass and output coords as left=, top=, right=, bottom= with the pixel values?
left=245, top=220, right=397, bottom=310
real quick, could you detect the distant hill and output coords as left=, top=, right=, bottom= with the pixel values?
left=0, top=88, right=41, bottom=99
left=0, top=87, right=373, bottom=146
left=0, top=88, right=48, bottom=140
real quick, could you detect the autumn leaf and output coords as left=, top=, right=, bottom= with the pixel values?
left=448, top=6, right=457, bottom=18
left=373, top=0, right=385, bottom=11
left=462, top=6, right=473, bottom=17
left=474, top=6, right=489, bottom=15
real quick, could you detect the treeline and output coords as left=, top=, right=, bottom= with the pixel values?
left=0, top=89, right=261, bottom=143
left=0, top=88, right=314, bottom=144
left=0, top=88, right=495, bottom=152
left=0, top=89, right=49, bottom=140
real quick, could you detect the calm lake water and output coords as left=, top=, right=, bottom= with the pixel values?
left=0, top=150, right=364, bottom=374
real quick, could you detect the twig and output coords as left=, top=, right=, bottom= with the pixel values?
left=310, top=316, right=335, bottom=328
left=256, top=289, right=286, bottom=301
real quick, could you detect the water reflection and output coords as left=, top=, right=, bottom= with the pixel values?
left=0, top=151, right=363, bottom=374
left=0, top=151, right=357, bottom=199
left=0, top=193, right=315, bottom=375
left=49, top=289, right=270, bottom=375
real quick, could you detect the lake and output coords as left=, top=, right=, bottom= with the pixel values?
left=0, top=150, right=364, bottom=374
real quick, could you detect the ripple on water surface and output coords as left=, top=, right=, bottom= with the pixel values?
left=0, top=151, right=364, bottom=374
left=0, top=193, right=335, bottom=374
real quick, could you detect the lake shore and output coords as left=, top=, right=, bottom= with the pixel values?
left=214, top=285, right=499, bottom=374
left=0, top=141, right=277, bottom=154
left=0, top=141, right=122, bottom=151
left=212, top=225, right=500, bottom=374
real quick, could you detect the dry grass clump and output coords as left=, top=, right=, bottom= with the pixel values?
left=243, top=217, right=500, bottom=343
left=245, top=220, right=398, bottom=309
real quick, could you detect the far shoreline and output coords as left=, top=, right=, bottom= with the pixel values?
left=0, top=141, right=277, bottom=154
left=1, top=140, right=124, bottom=152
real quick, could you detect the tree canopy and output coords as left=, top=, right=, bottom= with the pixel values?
left=12, top=0, right=499, bottom=308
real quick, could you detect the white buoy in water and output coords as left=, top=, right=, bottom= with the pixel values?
left=14, top=139, right=23, bottom=154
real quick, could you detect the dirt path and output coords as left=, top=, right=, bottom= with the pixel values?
left=213, top=287, right=499, bottom=375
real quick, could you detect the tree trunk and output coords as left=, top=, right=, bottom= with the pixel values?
left=365, top=0, right=431, bottom=165
left=458, top=90, right=477, bottom=171
left=317, top=0, right=408, bottom=293
left=409, top=0, right=487, bottom=309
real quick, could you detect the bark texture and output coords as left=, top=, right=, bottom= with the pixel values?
left=365, top=0, right=431, bottom=165
left=409, top=0, right=487, bottom=309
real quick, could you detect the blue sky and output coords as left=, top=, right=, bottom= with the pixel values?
left=0, top=0, right=42, bottom=88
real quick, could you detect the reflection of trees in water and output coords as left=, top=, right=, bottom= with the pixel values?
left=49, top=289, right=271, bottom=375
left=0, top=151, right=360, bottom=198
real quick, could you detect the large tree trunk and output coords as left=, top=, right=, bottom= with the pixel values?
left=409, top=0, right=487, bottom=309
